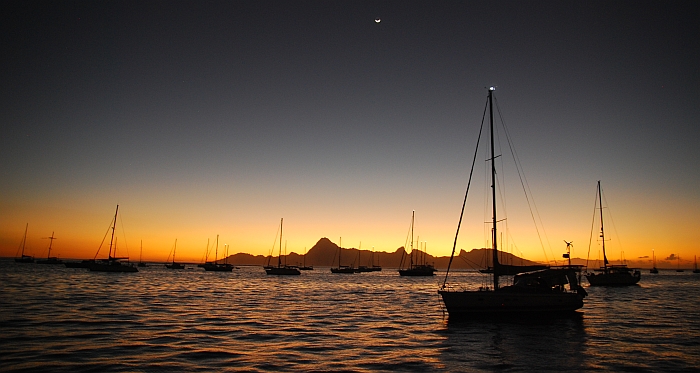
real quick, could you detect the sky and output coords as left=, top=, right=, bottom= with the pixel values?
left=1, top=0, right=698, bottom=265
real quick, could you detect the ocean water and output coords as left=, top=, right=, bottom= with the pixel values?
left=1, top=260, right=698, bottom=372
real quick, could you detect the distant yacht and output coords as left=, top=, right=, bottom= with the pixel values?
left=165, top=239, right=185, bottom=270
left=137, top=240, right=147, bottom=267
left=88, top=205, right=138, bottom=272
left=693, top=256, right=699, bottom=274
left=331, top=237, right=356, bottom=274
left=585, top=181, right=641, bottom=286
left=203, top=235, right=234, bottom=272
left=298, top=247, right=313, bottom=271
left=650, top=249, right=658, bottom=274
left=356, top=243, right=381, bottom=272
left=398, top=211, right=436, bottom=277
left=265, top=218, right=300, bottom=275
left=14, top=223, right=34, bottom=263
left=36, top=231, right=63, bottom=265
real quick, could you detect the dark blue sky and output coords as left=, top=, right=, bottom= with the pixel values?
left=1, top=1, right=698, bottom=261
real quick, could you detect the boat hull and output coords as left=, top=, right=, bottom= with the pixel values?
left=438, top=289, right=584, bottom=316
left=65, top=260, right=95, bottom=268
left=89, top=262, right=138, bottom=272
left=203, top=263, right=234, bottom=272
left=399, top=266, right=436, bottom=276
left=586, top=272, right=640, bottom=286
left=266, top=267, right=301, bottom=275
left=331, top=267, right=356, bottom=274
left=36, top=258, right=63, bottom=265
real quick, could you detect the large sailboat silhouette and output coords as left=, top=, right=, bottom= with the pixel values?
left=439, top=87, right=587, bottom=316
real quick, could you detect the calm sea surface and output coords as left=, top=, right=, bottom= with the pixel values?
left=1, top=259, right=698, bottom=372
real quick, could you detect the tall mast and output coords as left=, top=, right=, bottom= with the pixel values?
left=339, top=237, right=342, bottom=267
left=358, top=242, right=361, bottom=266
left=173, top=239, right=177, bottom=264
left=278, top=218, right=283, bottom=268
left=489, top=87, right=500, bottom=289
left=21, top=223, right=28, bottom=257
left=411, top=211, right=415, bottom=269
left=215, top=235, right=219, bottom=263
left=598, top=181, right=608, bottom=271
left=47, top=231, right=56, bottom=259
left=109, top=205, right=119, bottom=259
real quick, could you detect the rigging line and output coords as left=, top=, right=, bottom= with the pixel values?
left=200, top=239, right=209, bottom=263
left=494, top=96, right=554, bottom=265
left=93, top=216, right=114, bottom=260
left=118, top=210, right=129, bottom=258
left=458, top=254, right=486, bottom=270
left=14, top=224, right=28, bottom=257
left=585, top=183, right=599, bottom=270
left=267, top=223, right=280, bottom=266
left=601, top=188, right=624, bottom=260
left=442, top=96, right=488, bottom=288
left=400, top=214, right=414, bottom=269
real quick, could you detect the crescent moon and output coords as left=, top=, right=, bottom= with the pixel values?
left=375, top=18, right=381, bottom=23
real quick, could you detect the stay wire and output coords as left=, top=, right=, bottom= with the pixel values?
left=442, top=96, right=488, bottom=288
left=494, top=96, right=554, bottom=265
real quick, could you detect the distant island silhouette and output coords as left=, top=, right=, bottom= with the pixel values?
left=222, top=237, right=546, bottom=270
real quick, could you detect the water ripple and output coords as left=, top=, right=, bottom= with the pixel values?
left=1, top=262, right=699, bottom=372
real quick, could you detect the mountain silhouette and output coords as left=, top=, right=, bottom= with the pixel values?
left=222, top=237, right=547, bottom=270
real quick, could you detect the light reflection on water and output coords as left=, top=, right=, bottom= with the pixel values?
left=0, top=260, right=698, bottom=372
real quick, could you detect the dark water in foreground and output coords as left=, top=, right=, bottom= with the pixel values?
left=1, top=260, right=699, bottom=372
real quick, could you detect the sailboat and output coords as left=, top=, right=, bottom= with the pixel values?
left=137, top=240, right=147, bottom=267
left=675, top=255, right=684, bottom=272
left=14, top=223, right=34, bottom=263
left=331, top=237, right=355, bottom=273
left=585, top=182, right=641, bottom=285
left=693, top=256, right=699, bottom=274
left=650, top=249, right=658, bottom=273
left=438, top=87, right=587, bottom=316
left=298, top=247, right=313, bottom=270
left=356, top=242, right=371, bottom=273
left=36, top=232, right=63, bottom=264
left=165, top=239, right=185, bottom=269
left=203, top=235, right=234, bottom=271
left=369, top=246, right=382, bottom=271
left=355, top=243, right=382, bottom=272
left=399, top=211, right=436, bottom=276
left=88, top=205, right=138, bottom=272
left=265, top=218, right=300, bottom=275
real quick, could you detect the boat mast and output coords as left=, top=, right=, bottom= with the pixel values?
left=46, top=231, right=56, bottom=259
left=109, top=205, right=119, bottom=259
left=358, top=242, right=361, bottom=267
left=20, top=223, right=28, bottom=257
left=278, top=218, right=283, bottom=268
left=598, top=181, right=608, bottom=272
left=215, top=235, right=219, bottom=263
left=489, top=87, right=500, bottom=289
left=173, top=239, right=177, bottom=264
left=411, top=211, right=415, bottom=269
